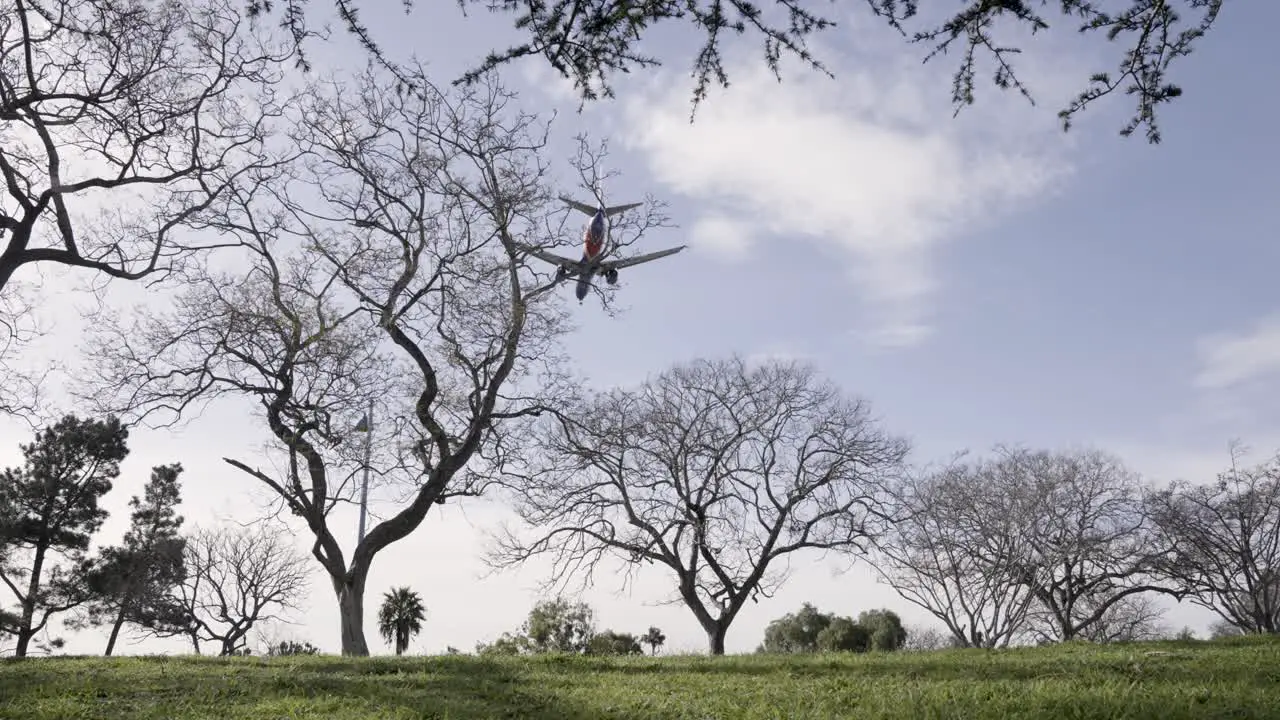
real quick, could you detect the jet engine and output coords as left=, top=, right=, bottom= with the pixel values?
left=604, top=268, right=619, bottom=285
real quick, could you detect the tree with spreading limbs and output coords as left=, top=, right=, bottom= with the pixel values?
left=73, top=464, right=187, bottom=656
left=870, top=456, right=1044, bottom=648
left=81, top=61, right=671, bottom=655
left=490, top=355, right=911, bottom=655
left=143, top=524, right=310, bottom=656
left=1148, top=445, right=1280, bottom=635
left=0, top=0, right=298, bottom=417
left=248, top=0, right=1223, bottom=144
left=1006, top=447, right=1182, bottom=642
left=0, top=414, right=129, bottom=658
left=871, top=447, right=1180, bottom=646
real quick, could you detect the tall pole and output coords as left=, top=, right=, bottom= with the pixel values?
left=356, top=397, right=373, bottom=548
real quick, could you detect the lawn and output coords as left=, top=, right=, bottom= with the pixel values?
left=2, top=636, right=1278, bottom=719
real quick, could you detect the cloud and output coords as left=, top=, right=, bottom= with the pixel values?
left=744, top=344, right=812, bottom=367
left=689, top=214, right=755, bottom=261
left=516, top=59, right=583, bottom=107
left=1194, top=312, right=1280, bottom=390
left=618, top=38, right=1076, bottom=348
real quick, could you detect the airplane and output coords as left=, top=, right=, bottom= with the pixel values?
left=518, top=195, right=687, bottom=302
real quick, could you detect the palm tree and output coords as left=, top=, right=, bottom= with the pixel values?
left=377, top=586, right=426, bottom=655
left=642, top=626, right=666, bottom=655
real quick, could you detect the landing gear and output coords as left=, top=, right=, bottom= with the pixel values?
left=604, top=268, right=618, bottom=285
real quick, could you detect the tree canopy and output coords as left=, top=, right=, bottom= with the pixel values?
left=0, top=415, right=130, bottom=657
left=490, top=355, right=911, bottom=655
left=247, top=0, right=1224, bottom=143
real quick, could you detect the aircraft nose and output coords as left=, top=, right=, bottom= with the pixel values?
left=575, top=281, right=589, bottom=301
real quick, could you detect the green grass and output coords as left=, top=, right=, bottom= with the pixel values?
left=2, top=636, right=1279, bottom=719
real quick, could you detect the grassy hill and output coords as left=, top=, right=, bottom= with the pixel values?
left=2, top=636, right=1278, bottom=719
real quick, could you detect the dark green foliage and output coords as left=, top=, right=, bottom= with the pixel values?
left=524, top=597, right=595, bottom=654
left=763, top=603, right=904, bottom=654
left=74, top=464, right=187, bottom=656
left=587, top=630, right=643, bottom=656
left=266, top=640, right=321, bottom=656
left=859, top=609, right=908, bottom=651
left=476, top=632, right=532, bottom=656
left=248, top=0, right=1222, bottom=143
left=761, top=603, right=834, bottom=653
left=0, top=415, right=129, bottom=657
left=817, top=616, right=870, bottom=652
left=377, top=587, right=426, bottom=656
left=641, top=626, right=666, bottom=655
left=476, top=597, right=597, bottom=655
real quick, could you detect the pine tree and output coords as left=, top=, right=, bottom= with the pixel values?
left=0, top=415, right=129, bottom=657
left=79, top=464, right=187, bottom=655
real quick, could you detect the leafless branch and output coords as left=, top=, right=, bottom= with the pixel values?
left=0, top=0, right=301, bottom=419
left=488, top=354, right=911, bottom=653
left=1148, top=453, right=1280, bottom=634
left=76, top=60, right=673, bottom=654
left=160, top=524, right=310, bottom=656
left=868, top=456, right=1039, bottom=648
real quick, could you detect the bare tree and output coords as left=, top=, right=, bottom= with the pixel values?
left=488, top=355, right=911, bottom=655
left=155, top=524, right=310, bottom=656
left=81, top=63, right=671, bottom=655
left=0, top=0, right=296, bottom=416
left=900, top=624, right=956, bottom=651
left=869, top=457, right=1039, bottom=648
left=1008, top=447, right=1182, bottom=642
left=1071, top=593, right=1169, bottom=643
left=1147, top=447, right=1280, bottom=635
left=871, top=447, right=1179, bottom=647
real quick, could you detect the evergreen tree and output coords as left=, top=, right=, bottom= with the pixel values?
left=642, top=626, right=666, bottom=656
left=377, top=586, right=426, bottom=655
left=0, top=415, right=129, bottom=657
left=77, top=464, right=187, bottom=655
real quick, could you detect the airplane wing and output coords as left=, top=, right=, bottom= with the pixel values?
left=559, top=196, right=599, bottom=216
left=600, top=245, right=687, bottom=270
left=515, top=243, right=579, bottom=268
left=603, top=201, right=643, bottom=217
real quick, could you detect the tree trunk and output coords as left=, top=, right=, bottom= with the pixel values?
left=705, top=623, right=727, bottom=656
left=14, top=546, right=47, bottom=658
left=336, top=570, right=370, bottom=656
left=104, top=598, right=131, bottom=656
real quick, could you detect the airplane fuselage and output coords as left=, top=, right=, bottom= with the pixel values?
left=584, top=209, right=607, bottom=260
left=574, top=210, right=609, bottom=300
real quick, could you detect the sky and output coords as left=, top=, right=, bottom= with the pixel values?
left=2, top=1, right=1279, bottom=657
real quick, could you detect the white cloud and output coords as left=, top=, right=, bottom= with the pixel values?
left=744, top=344, right=811, bottom=366
left=1194, top=313, right=1280, bottom=390
left=619, top=44, right=1075, bottom=348
left=690, top=214, right=755, bottom=261
left=516, top=59, right=583, bottom=107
